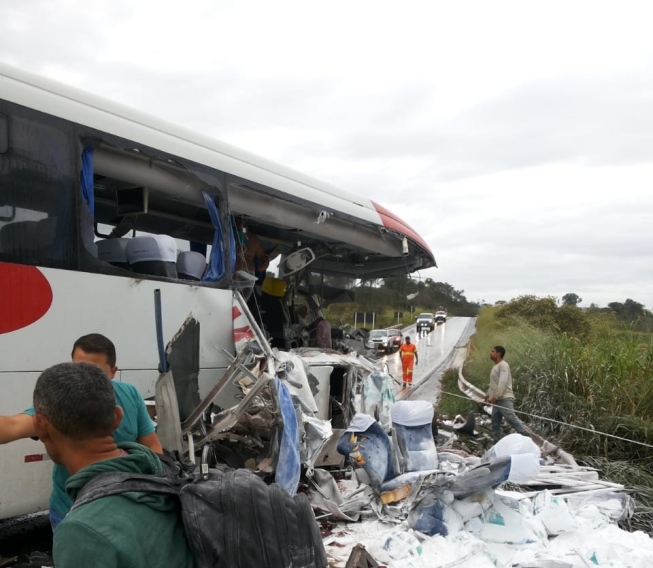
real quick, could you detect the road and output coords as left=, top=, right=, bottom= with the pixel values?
left=372, top=317, right=476, bottom=402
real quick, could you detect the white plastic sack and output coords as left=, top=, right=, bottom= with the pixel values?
left=491, top=433, right=540, bottom=459
left=564, top=491, right=635, bottom=522
left=551, top=524, right=653, bottom=567
left=452, top=490, right=494, bottom=522
left=533, top=490, right=579, bottom=536
left=508, top=453, right=541, bottom=484
left=480, top=494, right=547, bottom=545
left=369, top=531, right=423, bottom=563
left=391, top=400, right=434, bottom=427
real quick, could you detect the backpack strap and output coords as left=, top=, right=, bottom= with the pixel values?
left=72, top=471, right=188, bottom=512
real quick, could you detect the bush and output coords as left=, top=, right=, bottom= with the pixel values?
left=468, top=302, right=653, bottom=461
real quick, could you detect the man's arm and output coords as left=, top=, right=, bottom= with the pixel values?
left=0, top=414, right=37, bottom=444
left=123, top=383, right=163, bottom=454
left=137, top=432, right=163, bottom=454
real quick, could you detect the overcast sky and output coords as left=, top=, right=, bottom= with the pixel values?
left=2, top=0, right=652, bottom=308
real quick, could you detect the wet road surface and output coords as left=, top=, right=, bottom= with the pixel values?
left=372, top=317, right=476, bottom=402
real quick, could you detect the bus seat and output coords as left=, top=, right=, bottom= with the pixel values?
left=126, top=235, right=178, bottom=278
left=97, top=238, right=131, bottom=270
left=28, top=216, right=59, bottom=259
left=34, top=217, right=57, bottom=248
left=0, top=221, right=38, bottom=253
left=177, top=251, right=206, bottom=281
left=391, top=400, right=438, bottom=473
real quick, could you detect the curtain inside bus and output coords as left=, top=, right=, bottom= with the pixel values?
left=80, top=148, right=94, bottom=215
left=201, top=192, right=226, bottom=282
left=77, top=147, right=97, bottom=257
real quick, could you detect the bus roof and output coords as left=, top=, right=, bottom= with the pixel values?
left=0, top=63, right=436, bottom=276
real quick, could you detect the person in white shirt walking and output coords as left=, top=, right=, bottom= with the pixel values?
left=484, top=345, right=530, bottom=442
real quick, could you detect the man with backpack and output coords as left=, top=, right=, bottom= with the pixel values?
left=0, top=333, right=162, bottom=529
left=32, top=361, right=194, bottom=568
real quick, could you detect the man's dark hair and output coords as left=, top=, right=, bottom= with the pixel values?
left=494, top=345, right=506, bottom=358
left=405, top=336, right=411, bottom=343
left=33, top=362, right=116, bottom=441
left=71, top=333, right=117, bottom=367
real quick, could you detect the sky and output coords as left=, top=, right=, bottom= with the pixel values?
left=1, top=0, right=652, bottom=308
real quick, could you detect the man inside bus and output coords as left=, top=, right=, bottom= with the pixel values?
left=234, top=216, right=270, bottom=284
left=0, top=333, right=162, bottom=529
left=32, top=362, right=194, bottom=568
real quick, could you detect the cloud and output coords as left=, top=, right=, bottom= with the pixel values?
left=322, top=71, right=653, bottom=181
left=3, top=0, right=653, bottom=310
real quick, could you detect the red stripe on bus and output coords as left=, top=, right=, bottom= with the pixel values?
left=24, top=454, right=45, bottom=463
left=232, top=306, right=242, bottom=319
left=370, top=201, right=433, bottom=255
left=0, top=263, right=53, bottom=334
left=234, top=326, right=254, bottom=342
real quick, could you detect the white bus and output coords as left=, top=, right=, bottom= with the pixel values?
left=0, top=63, right=435, bottom=519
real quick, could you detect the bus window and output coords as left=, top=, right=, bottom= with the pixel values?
left=85, top=143, right=220, bottom=283
left=0, top=104, right=77, bottom=269
left=0, top=114, right=7, bottom=153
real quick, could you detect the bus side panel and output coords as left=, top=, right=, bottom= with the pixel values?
left=0, top=265, right=235, bottom=519
left=0, top=372, right=52, bottom=519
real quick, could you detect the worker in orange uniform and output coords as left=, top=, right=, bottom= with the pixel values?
left=399, top=336, right=419, bottom=388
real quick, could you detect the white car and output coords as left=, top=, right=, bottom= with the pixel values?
left=366, top=329, right=392, bottom=351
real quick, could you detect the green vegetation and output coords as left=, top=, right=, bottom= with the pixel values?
left=461, top=295, right=653, bottom=532
left=437, top=368, right=479, bottom=417
left=324, top=276, right=479, bottom=329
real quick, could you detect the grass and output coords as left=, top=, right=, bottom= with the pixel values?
left=461, top=304, right=653, bottom=533
left=437, top=368, right=482, bottom=418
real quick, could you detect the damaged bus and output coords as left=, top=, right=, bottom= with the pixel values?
left=0, top=63, right=435, bottom=519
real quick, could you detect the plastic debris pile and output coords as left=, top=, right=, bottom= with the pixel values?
left=308, top=407, right=652, bottom=568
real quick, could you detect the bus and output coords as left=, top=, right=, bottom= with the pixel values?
left=0, top=63, right=436, bottom=519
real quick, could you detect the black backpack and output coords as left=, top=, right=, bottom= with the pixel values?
left=72, top=458, right=327, bottom=568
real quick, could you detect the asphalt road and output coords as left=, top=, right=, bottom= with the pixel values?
left=372, top=317, right=477, bottom=402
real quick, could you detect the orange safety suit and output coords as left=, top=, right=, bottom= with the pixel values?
left=399, top=343, right=418, bottom=384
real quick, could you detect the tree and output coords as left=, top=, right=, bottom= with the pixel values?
left=495, top=295, right=590, bottom=338
left=562, top=293, right=582, bottom=306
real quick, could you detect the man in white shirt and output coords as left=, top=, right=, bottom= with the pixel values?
left=484, top=345, right=530, bottom=442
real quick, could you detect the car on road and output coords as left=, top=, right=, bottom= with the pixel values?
left=365, top=329, right=398, bottom=351
left=415, top=313, right=435, bottom=333
left=388, top=328, right=403, bottom=350
left=435, top=310, right=447, bottom=324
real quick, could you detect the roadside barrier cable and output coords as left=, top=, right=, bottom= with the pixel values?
left=440, top=389, right=653, bottom=450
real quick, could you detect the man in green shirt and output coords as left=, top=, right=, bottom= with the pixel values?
left=32, top=362, right=194, bottom=568
left=0, top=333, right=162, bottom=528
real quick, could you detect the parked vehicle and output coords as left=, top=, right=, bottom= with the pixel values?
left=388, top=328, right=403, bottom=350
left=365, top=329, right=392, bottom=352
left=435, top=311, right=447, bottom=323
left=415, top=313, right=436, bottom=333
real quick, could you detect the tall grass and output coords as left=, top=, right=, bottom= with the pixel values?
left=465, top=306, right=653, bottom=532
left=465, top=309, right=653, bottom=460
